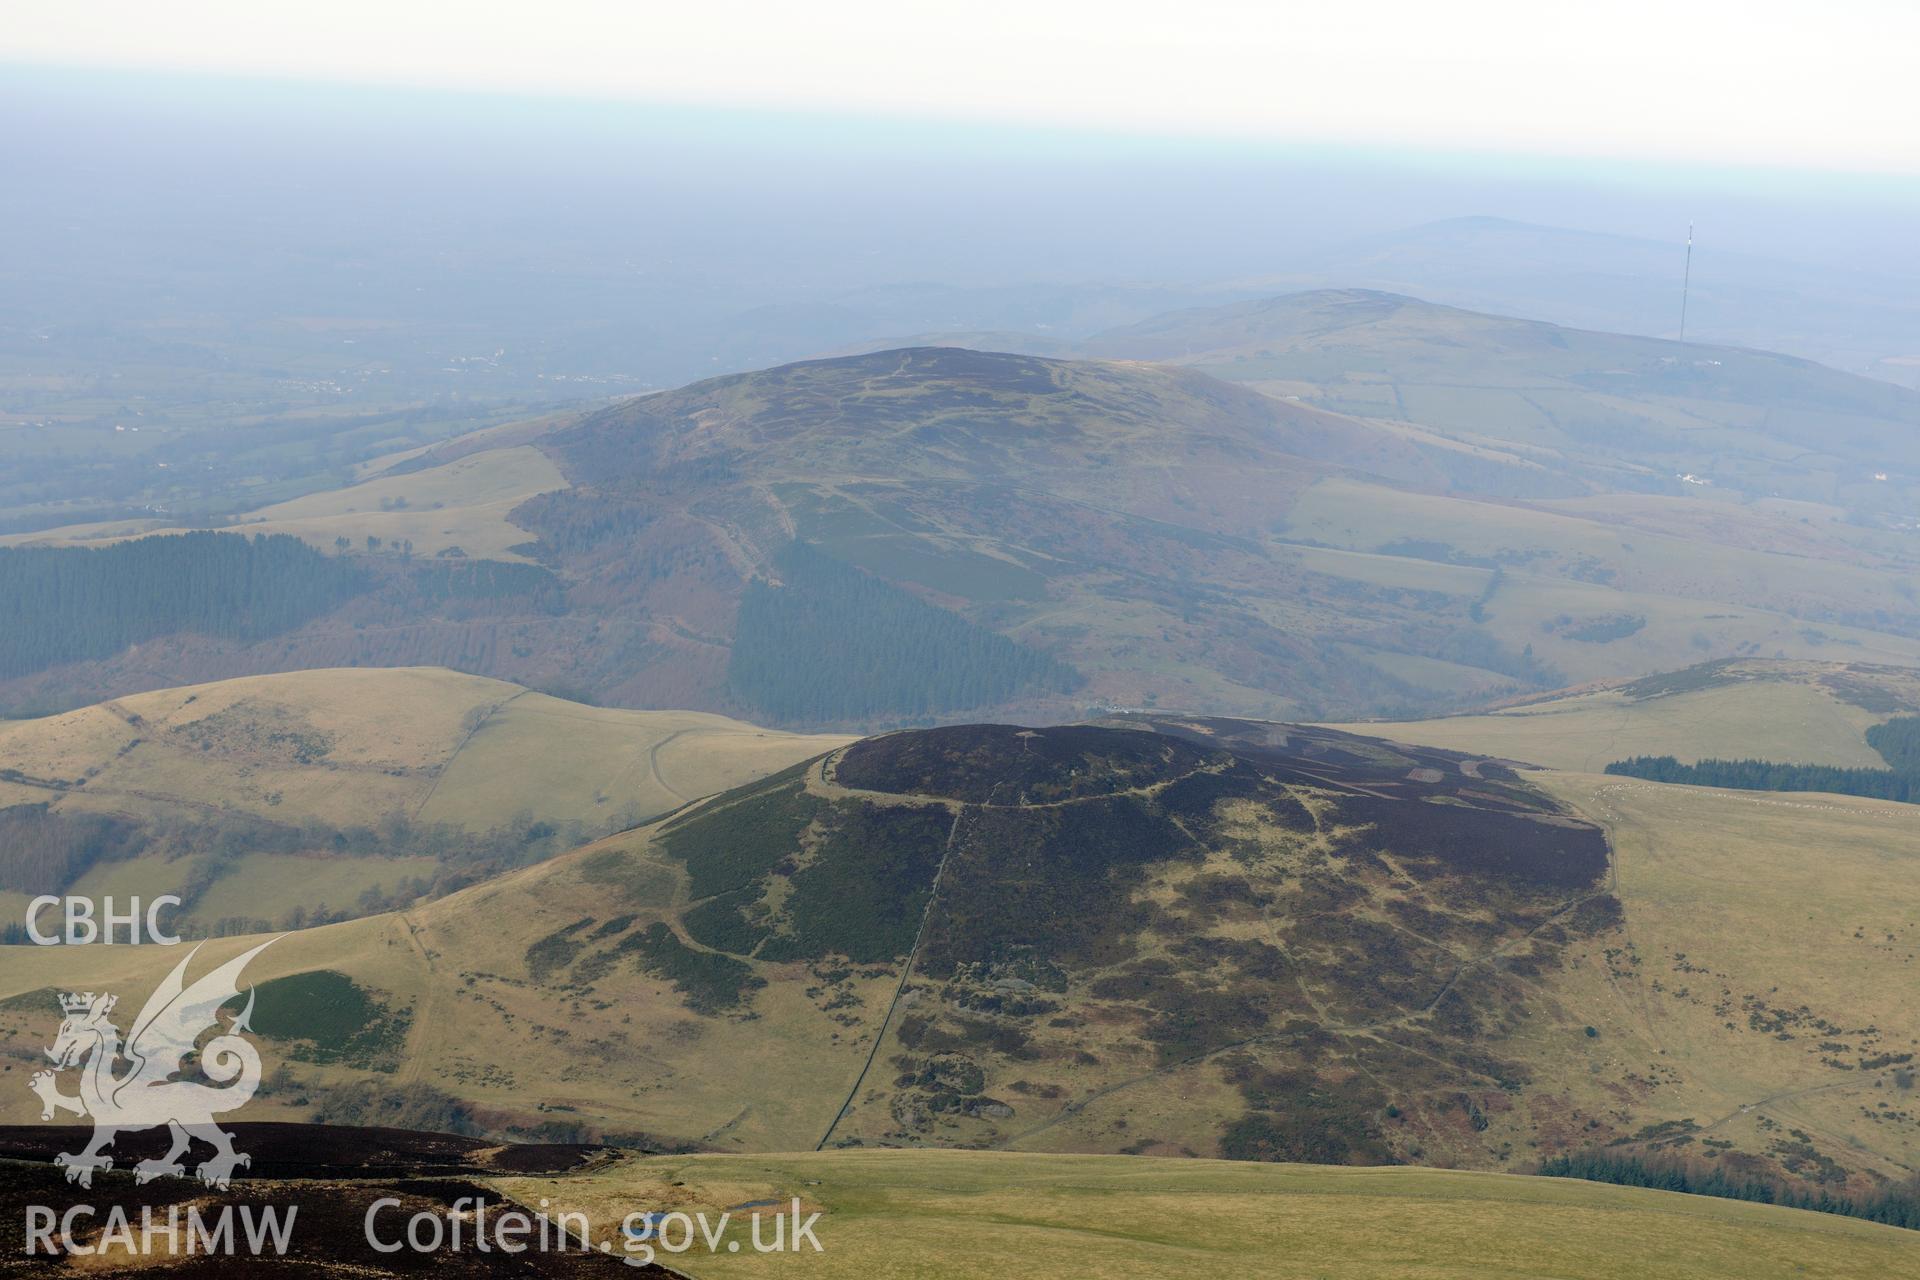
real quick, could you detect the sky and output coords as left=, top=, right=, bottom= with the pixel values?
left=8, top=0, right=1919, bottom=176
left=5, top=3, right=1917, bottom=389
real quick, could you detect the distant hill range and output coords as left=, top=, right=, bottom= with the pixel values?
left=3, top=293, right=1918, bottom=727
left=646, top=218, right=1920, bottom=387
left=1246, top=217, right=1920, bottom=385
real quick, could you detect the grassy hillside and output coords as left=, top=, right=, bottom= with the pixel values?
left=225, top=443, right=568, bottom=561
left=8, top=715, right=1912, bottom=1202
left=0, top=667, right=848, bottom=932
left=1281, top=478, right=1920, bottom=680
left=494, top=1149, right=1920, bottom=1279
left=1334, top=660, right=1920, bottom=774
left=1086, top=288, right=1920, bottom=515
left=0, top=443, right=569, bottom=563
left=0, top=666, right=848, bottom=831
left=1519, top=771, right=1920, bottom=1189
left=1088, top=293, right=1920, bottom=697
left=801, top=306, right=1920, bottom=713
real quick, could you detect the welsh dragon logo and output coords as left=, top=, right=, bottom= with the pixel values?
left=28, top=939, right=276, bottom=1190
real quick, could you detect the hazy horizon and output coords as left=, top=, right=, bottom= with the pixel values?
left=12, top=0, right=1920, bottom=175
left=6, top=65, right=1918, bottom=398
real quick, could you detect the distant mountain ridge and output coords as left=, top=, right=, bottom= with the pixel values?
left=1254, top=216, right=1920, bottom=379
left=849, top=289, right=1920, bottom=511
